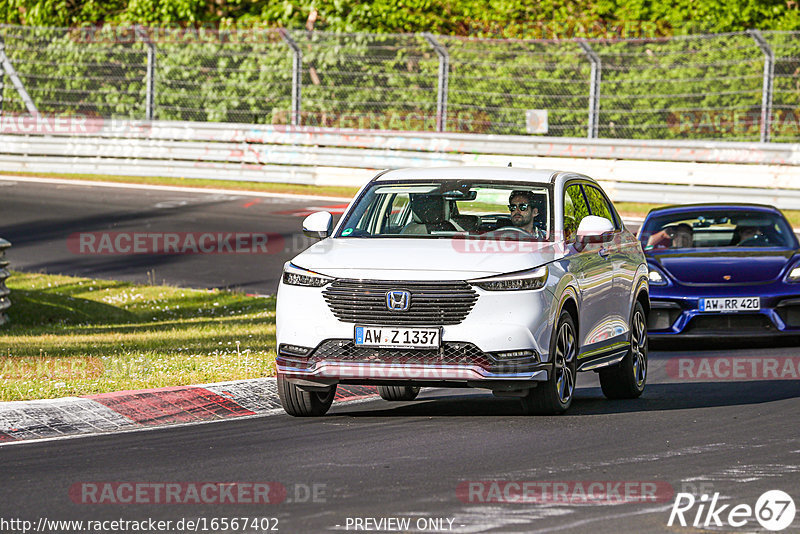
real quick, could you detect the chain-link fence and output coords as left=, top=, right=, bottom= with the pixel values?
left=0, top=25, right=798, bottom=141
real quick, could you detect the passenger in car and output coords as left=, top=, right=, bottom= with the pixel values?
left=670, top=224, right=693, bottom=248
left=646, top=223, right=693, bottom=249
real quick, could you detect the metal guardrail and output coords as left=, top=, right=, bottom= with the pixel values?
left=0, top=238, right=11, bottom=326
left=1, top=118, right=800, bottom=207
left=1, top=119, right=799, bottom=164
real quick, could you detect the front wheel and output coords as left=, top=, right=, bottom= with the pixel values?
left=277, top=374, right=336, bottom=417
left=520, top=310, right=577, bottom=415
left=377, top=386, right=420, bottom=401
left=599, top=301, right=648, bottom=399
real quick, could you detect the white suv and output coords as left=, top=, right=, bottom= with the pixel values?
left=276, top=167, right=649, bottom=416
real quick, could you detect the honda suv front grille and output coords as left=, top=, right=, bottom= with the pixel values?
left=322, top=279, right=478, bottom=326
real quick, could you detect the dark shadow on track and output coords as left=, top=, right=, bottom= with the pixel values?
left=2, top=203, right=188, bottom=247
left=332, top=380, right=800, bottom=417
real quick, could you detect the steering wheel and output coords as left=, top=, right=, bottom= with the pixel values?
left=737, top=234, right=767, bottom=247
left=484, top=226, right=531, bottom=237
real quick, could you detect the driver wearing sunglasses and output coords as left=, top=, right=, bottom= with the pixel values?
left=508, top=190, right=545, bottom=239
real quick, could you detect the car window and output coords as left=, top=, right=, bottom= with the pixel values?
left=583, top=185, right=619, bottom=230
left=337, top=180, right=553, bottom=240
left=640, top=210, right=796, bottom=250
left=563, top=184, right=590, bottom=242
left=378, top=193, right=413, bottom=234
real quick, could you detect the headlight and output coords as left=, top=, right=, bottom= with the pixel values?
left=787, top=266, right=800, bottom=283
left=282, top=263, right=333, bottom=287
left=470, top=266, right=548, bottom=291
left=648, top=268, right=666, bottom=285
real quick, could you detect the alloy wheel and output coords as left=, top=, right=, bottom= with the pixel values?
left=630, top=309, right=648, bottom=387
left=554, top=320, right=576, bottom=404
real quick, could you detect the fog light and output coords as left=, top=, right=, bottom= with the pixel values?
left=649, top=310, right=673, bottom=330
left=279, top=344, right=312, bottom=356
left=495, top=350, right=538, bottom=361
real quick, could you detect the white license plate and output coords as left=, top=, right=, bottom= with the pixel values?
left=699, top=297, right=760, bottom=312
left=354, top=326, right=441, bottom=348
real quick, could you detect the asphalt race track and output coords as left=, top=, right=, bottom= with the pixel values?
left=3, top=177, right=800, bottom=533
left=3, top=373, right=800, bottom=533
left=1, top=177, right=348, bottom=294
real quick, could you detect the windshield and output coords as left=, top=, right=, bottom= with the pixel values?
left=639, top=209, right=796, bottom=250
left=336, top=180, right=553, bottom=241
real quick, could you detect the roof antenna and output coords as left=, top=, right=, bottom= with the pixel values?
left=508, top=162, right=512, bottom=167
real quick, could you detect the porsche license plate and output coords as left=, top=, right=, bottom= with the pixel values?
left=354, top=326, right=441, bottom=348
left=699, top=297, right=760, bottom=312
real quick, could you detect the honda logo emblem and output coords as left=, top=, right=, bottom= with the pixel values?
left=386, top=290, right=411, bottom=311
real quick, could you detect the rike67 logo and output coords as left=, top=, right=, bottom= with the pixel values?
left=668, top=490, right=796, bottom=531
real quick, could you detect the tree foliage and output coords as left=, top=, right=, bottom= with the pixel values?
left=0, top=0, right=798, bottom=33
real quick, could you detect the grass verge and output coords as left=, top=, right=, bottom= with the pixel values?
left=0, top=271, right=277, bottom=401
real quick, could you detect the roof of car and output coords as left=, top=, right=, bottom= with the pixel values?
left=644, top=203, right=783, bottom=218
left=373, top=166, right=560, bottom=183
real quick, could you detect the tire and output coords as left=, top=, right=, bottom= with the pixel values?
left=520, top=310, right=577, bottom=415
left=599, top=300, right=648, bottom=399
left=277, top=374, right=336, bottom=417
left=377, top=385, right=420, bottom=401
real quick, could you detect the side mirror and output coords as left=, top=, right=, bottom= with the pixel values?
left=303, top=211, right=333, bottom=240
left=576, top=215, right=615, bottom=246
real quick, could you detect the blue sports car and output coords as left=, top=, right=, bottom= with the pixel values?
left=638, top=203, right=800, bottom=338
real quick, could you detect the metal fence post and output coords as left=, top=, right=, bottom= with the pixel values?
left=749, top=29, right=774, bottom=143
left=423, top=33, right=449, bottom=132
left=279, top=29, right=302, bottom=127
left=578, top=41, right=601, bottom=139
left=135, top=26, right=156, bottom=121
left=0, top=35, right=39, bottom=117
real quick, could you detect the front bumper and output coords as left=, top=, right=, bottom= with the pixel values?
left=648, top=292, right=800, bottom=338
left=277, top=339, right=551, bottom=384
left=276, top=278, right=558, bottom=384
